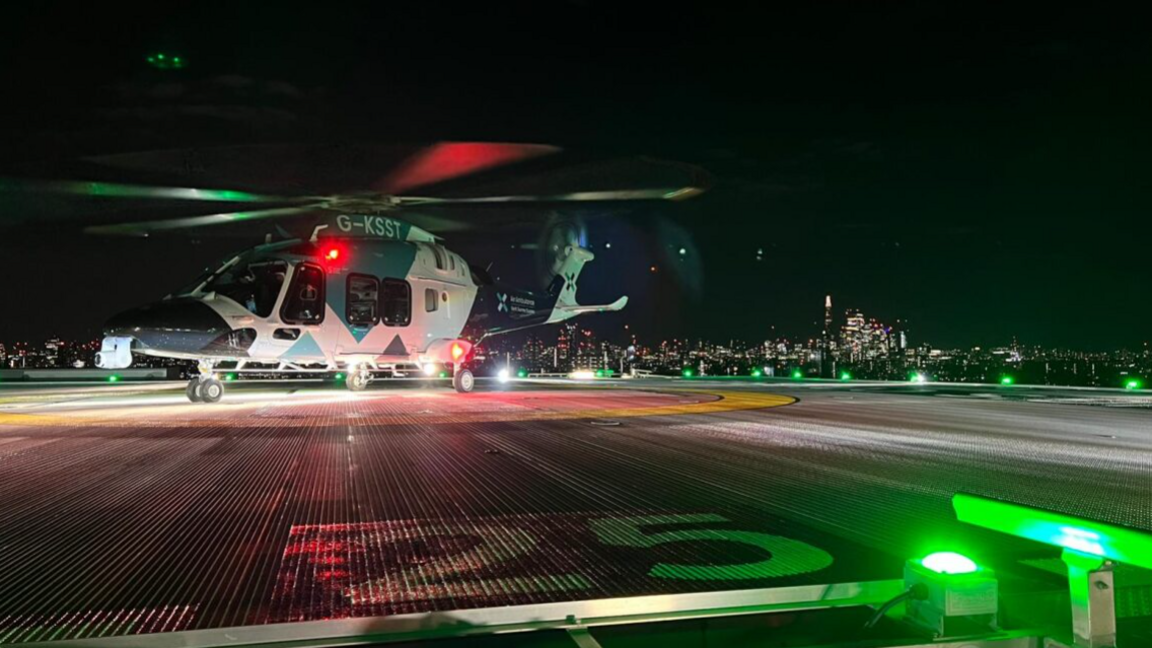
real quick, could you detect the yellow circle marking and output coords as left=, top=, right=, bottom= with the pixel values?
left=0, top=390, right=794, bottom=429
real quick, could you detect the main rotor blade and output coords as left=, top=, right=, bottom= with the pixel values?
left=0, top=178, right=301, bottom=203
left=395, top=187, right=703, bottom=206
left=85, top=205, right=321, bottom=236
left=375, top=142, right=560, bottom=194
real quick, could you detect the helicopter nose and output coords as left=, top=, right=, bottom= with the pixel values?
left=104, top=299, right=232, bottom=354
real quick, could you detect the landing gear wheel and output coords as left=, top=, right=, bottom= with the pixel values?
left=186, top=379, right=203, bottom=403
left=199, top=378, right=224, bottom=403
left=453, top=368, right=475, bottom=393
left=346, top=370, right=370, bottom=392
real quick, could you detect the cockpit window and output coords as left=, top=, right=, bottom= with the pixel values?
left=202, top=259, right=288, bottom=317
left=281, top=263, right=325, bottom=325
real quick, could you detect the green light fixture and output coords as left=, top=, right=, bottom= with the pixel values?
left=840, top=371, right=851, bottom=381
left=682, top=368, right=693, bottom=378
left=1125, top=379, right=1142, bottom=390
left=791, top=369, right=803, bottom=379
left=1000, top=376, right=1014, bottom=385
left=920, top=551, right=979, bottom=575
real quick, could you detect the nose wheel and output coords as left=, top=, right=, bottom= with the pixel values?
left=186, top=377, right=224, bottom=403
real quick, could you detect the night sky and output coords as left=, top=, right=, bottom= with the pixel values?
left=1, top=3, right=1149, bottom=349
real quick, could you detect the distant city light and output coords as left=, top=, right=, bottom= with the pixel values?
left=570, top=370, right=596, bottom=380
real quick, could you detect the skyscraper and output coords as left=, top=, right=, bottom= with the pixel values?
left=824, top=295, right=833, bottom=335
left=842, top=309, right=866, bottom=362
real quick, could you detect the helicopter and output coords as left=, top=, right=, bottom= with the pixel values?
left=4, top=142, right=707, bottom=402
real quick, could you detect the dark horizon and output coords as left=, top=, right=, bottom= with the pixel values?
left=3, top=3, right=1150, bottom=349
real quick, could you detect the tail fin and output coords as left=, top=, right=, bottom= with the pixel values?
left=545, top=246, right=628, bottom=324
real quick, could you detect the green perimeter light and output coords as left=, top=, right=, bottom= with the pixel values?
left=751, top=369, right=762, bottom=378
left=1125, top=378, right=1142, bottom=390
left=107, top=375, right=119, bottom=383
left=1000, top=376, right=1015, bottom=385
left=682, top=368, right=693, bottom=378
left=953, top=492, right=1152, bottom=570
left=791, top=369, right=803, bottom=379
left=840, top=371, right=852, bottom=381
left=920, top=551, right=979, bottom=575
left=517, top=368, right=528, bottom=378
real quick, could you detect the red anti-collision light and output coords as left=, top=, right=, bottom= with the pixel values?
left=324, top=247, right=341, bottom=261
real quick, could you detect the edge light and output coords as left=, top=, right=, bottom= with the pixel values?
left=920, top=551, right=979, bottom=575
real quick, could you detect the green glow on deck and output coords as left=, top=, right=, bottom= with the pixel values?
left=953, top=493, right=1152, bottom=570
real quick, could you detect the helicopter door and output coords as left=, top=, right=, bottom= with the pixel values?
left=280, top=263, right=325, bottom=325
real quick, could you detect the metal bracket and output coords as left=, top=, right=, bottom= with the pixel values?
left=566, top=626, right=603, bottom=648
left=1061, top=549, right=1116, bottom=648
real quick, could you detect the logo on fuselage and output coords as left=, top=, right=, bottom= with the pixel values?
left=335, top=214, right=405, bottom=239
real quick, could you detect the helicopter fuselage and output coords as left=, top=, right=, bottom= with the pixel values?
left=95, top=218, right=624, bottom=389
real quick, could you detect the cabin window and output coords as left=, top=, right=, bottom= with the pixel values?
left=346, top=274, right=379, bottom=326
left=430, top=245, right=447, bottom=270
left=202, top=259, right=287, bottom=317
left=425, top=287, right=439, bottom=312
left=381, top=279, right=411, bottom=326
left=281, top=263, right=325, bottom=324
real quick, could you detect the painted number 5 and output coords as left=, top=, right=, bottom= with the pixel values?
left=589, top=513, right=833, bottom=581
